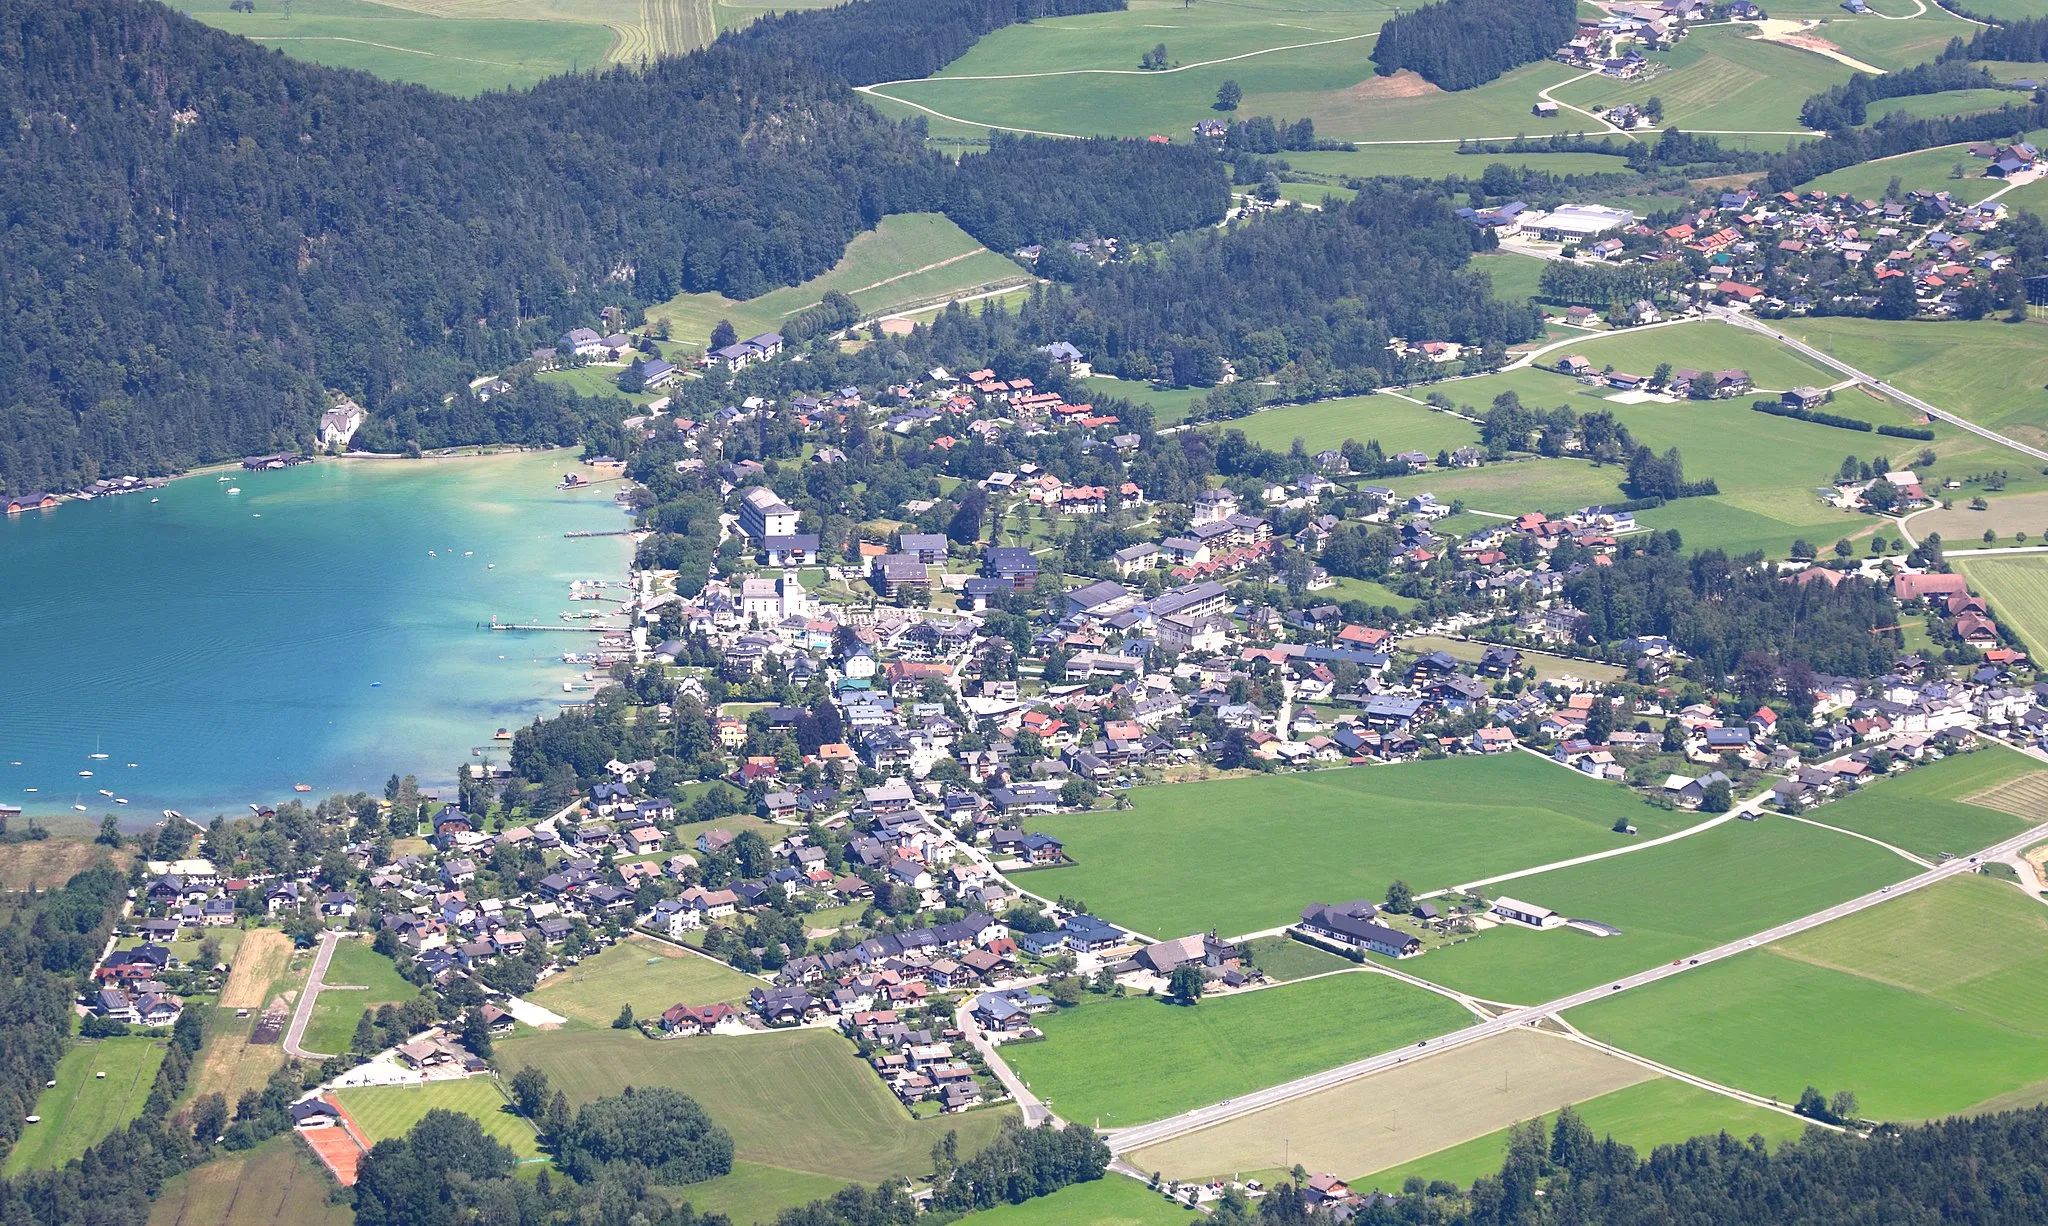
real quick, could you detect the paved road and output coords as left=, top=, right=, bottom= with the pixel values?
left=283, top=929, right=342, bottom=1059
left=1712, top=309, right=2048, bottom=465
left=1103, top=819, right=2048, bottom=1155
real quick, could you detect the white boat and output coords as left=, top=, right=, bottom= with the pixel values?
left=77, top=770, right=92, bottom=777
left=163, top=809, right=182, bottom=820
left=23, top=788, right=36, bottom=793
left=226, top=487, right=241, bottom=495
left=98, top=789, right=113, bottom=797
left=464, top=551, right=473, bottom=556
left=487, top=564, right=495, bottom=569
left=127, top=763, right=138, bottom=768
left=429, top=550, right=437, bottom=557
left=72, top=796, right=86, bottom=811
left=90, top=737, right=107, bottom=759
left=150, top=498, right=159, bottom=503
left=115, top=798, right=128, bottom=805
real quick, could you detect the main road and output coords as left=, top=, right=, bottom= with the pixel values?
left=1710, top=308, right=2048, bottom=465
left=1102, top=818, right=2048, bottom=1155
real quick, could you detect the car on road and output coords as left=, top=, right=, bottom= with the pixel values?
left=1611, top=983, right=1623, bottom=991
left=1689, top=958, right=1699, bottom=965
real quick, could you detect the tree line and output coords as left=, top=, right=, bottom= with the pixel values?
left=1370, top=0, right=1578, bottom=91
left=1799, top=59, right=2001, bottom=130
left=1950, top=15, right=2048, bottom=62
left=1763, top=98, right=2048, bottom=190
left=948, top=135, right=1231, bottom=254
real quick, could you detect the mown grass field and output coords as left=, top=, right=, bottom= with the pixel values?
left=1081, top=376, right=1211, bottom=426
left=337, top=1077, right=545, bottom=1159
left=534, top=365, right=668, bottom=408
left=1554, top=26, right=1850, bottom=135
left=1398, top=636, right=1622, bottom=683
left=496, top=1027, right=1014, bottom=1202
left=1541, top=322, right=1840, bottom=391
left=1221, top=394, right=1482, bottom=456
left=1243, top=935, right=1359, bottom=982
left=1399, top=815, right=1914, bottom=1005
left=649, top=214, right=1028, bottom=348
left=530, top=934, right=762, bottom=1027
left=1800, top=746, right=2040, bottom=860
left=1828, top=9, right=1988, bottom=72
left=185, top=1007, right=289, bottom=1111
left=1030, top=754, right=1680, bottom=941
left=302, top=938, right=416, bottom=1057
left=1360, top=1077, right=1814, bottom=1192
left=668, top=1159, right=851, bottom=1225
left=5, top=1038, right=167, bottom=1175
left=146, top=1134, right=352, bottom=1226
left=0, top=836, right=128, bottom=892
left=1955, top=557, right=2048, bottom=656
left=1476, top=251, right=1552, bottom=308
left=1774, top=315, right=2048, bottom=451
left=1569, top=874, right=2048, bottom=1120
left=1002, top=972, right=1470, bottom=1129
left=1129, top=1028, right=1656, bottom=1183
left=187, top=0, right=619, bottom=95
left=956, top=1176, right=1189, bottom=1225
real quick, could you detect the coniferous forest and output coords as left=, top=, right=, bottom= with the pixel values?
left=1368, top=0, right=1578, bottom=91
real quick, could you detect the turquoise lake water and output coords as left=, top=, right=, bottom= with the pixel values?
left=0, top=451, right=634, bottom=822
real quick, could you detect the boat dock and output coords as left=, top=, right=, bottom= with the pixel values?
left=486, top=619, right=619, bottom=633
left=564, top=529, right=637, bottom=538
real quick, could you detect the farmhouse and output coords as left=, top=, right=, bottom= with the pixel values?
left=1297, top=901, right=1424, bottom=958
left=1490, top=896, right=1564, bottom=929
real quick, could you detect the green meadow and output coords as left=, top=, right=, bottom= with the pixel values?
left=1568, top=875, right=2048, bottom=1120
left=1030, top=754, right=1682, bottom=940
left=301, top=938, right=417, bottom=1057
left=1553, top=27, right=1849, bottom=135
left=1359, top=1078, right=1813, bottom=1192
left=1797, top=746, right=2040, bottom=860
left=957, top=1176, right=1188, bottom=1225
left=5, top=1038, right=168, bottom=1174
left=1773, top=315, right=2048, bottom=451
left=337, top=1077, right=545, bottom=1159
left=650, top=213, right=1029, bottom=348
left=1398, top=815, right=1914, bottom=1005
left=1222, top=394, right=1483, bottom=456
left=1804, top=128, right=2048, bottom=204
left=1955, top=557, right=2048, bottom=656
left=528, top=935, right=763, bottom=1028
left=187, top=0, right=618, bottom=95
left=497, top=1027, right=1014, bottom=1216
left=1000, top=973, right=1471, bottom=1129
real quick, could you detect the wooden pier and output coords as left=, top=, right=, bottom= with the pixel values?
left=485, top=620, right=620, bottom=633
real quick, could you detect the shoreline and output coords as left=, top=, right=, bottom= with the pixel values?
left=4, top=448, right=641, bottom=827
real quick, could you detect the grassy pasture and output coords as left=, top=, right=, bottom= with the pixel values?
left=145, top=1134, right=352, bottom=1226
left=1128, top=1028, right=1656, bottom=1183
left=1956, top=557, right=2048, bottom=655
left=1568, top=874, right=2048, bottom=1119
left=1029, top=754, right=1681, bottom=941
left=185, top=1007, right=290, bottom=1110
left=1001, top=972, right=1471, bottom=1129
left=1913, top=490, right=2048, bottom=545
left=1825, top=10, right=1986, bottom=71
left=530, top=934, right=761, bottom=1027
left=1220, top=394, right=1481, bottom=456
left=218, top=927, right=296, bottom=1010
left=337, top=1077, right=545, bottom=1158
left=1773, top=315, right=2048, bottom=451
left=188, top=0, right=617, bottom=95
left=649, top=214, right=1027, bottom=348
left=1875, top=88, right=2028, bottom=122
left=1803, top=131, right=2048, bottom=204
left=4, top=1038, right=168, bottom=1174
left=1079, top=377, right=1211, bottom=426
left=1360, top=1077, right=1814, bottom=1192
left=1398, top=636, right=1622, bottom=683
left=496, top=1027, right=1014, bottom=1188
left=1800, top=746, right=2040, bottom=859
left=1475, top=251, right=1552, bottom=308
left=302, top=938, right=415, bottom=1057
left=1244, top=935, right=1363, bottom=982
left=0, top=837, right=127, bottom=892
left=956, top=1176, right=1189, bottom=1225
left=1554, top=27, right=1850, bottom=134
left=1398, top=815, right=1914, bottom=1005
left=666, top=1160, right=852, bottom=1224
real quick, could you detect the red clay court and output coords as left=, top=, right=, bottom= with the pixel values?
left=297, top=1097, right=370, bottom=1186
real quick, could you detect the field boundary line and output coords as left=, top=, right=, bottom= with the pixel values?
left=1547, top=1018, right=1842, bottom=1128
left=254, top=35, right=522, bottom=67
left=1778, top=812, right=1935, bottom=867
left=864, top=30, right=1379, bottom=87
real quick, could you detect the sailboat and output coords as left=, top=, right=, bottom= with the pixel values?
left=71, top=795, right=86, bottom=812
left=89, top=737, right=108, bottom=760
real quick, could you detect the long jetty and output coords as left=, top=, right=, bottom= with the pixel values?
left=484, top=620, right=620, bottom=632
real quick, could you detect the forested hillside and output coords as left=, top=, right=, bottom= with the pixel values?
left=1369, top=0, right=1578, bottom=91
left=729, top=0, right=1124, bottom=85
left=0, top=0, right=1211, bottom=494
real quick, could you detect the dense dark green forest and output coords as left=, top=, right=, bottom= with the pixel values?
left=1952, top=15, right=2048, bottom=62
left=729, top=0, right=1123, bottom=86
left=1369, top=0, right=1578, bottom=90
left=0, top=0, right=1210, bottom=493
left=1765, top=98, right=2048, bottom=189
left=948, top=135, right=1231, bottom=252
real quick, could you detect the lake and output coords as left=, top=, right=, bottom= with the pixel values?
left=0, top=450, right=635, bottom=822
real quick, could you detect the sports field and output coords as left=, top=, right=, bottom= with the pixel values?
left=1223, top=395, right=1482, bottom=457
left=650, top=214, right=1030, bottom=348
left=530, top=934, right=762, bottom=1027
left=956, top=1176, right=1187, bottom=1225
left=1955, top=556, right=2048, bottom=656
left=1359, top=1076, right=1813, bottom=1192
left=496, top=1027, right=1014, bottom=1195
left=1001, top=972, right=1471, bottom=1129
left=4, top=1038, right=168, bottom=1174
left=1774, top=315, right=2048, bottom=451
left=1029, top=755, right=1681, bottom=940
left=1798, top=745, right=2041, bottom=860
left=145, top=1134, right=354, bottom=1226
left=336, top=1076, right=545, bottom=1158
left=1568, top=874, right=2048, bottom=1119
left=1128, top=1028, right=1656, bottom=1182
left=187, top=0, right=621, bottom=95
left=301, top=938, right=417, bottom=1057
left=1399, top=815, right=1914, bottom=1005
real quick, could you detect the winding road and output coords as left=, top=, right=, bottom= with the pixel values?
left=1100, top=818, right=2048, bottom=1155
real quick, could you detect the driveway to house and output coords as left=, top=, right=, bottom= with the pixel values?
left=283, top=929, right=342, bottom=1059
left=955, top=990, right=1056, bottom=1127
left=1101, top=817, right=2048, bottom=1155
